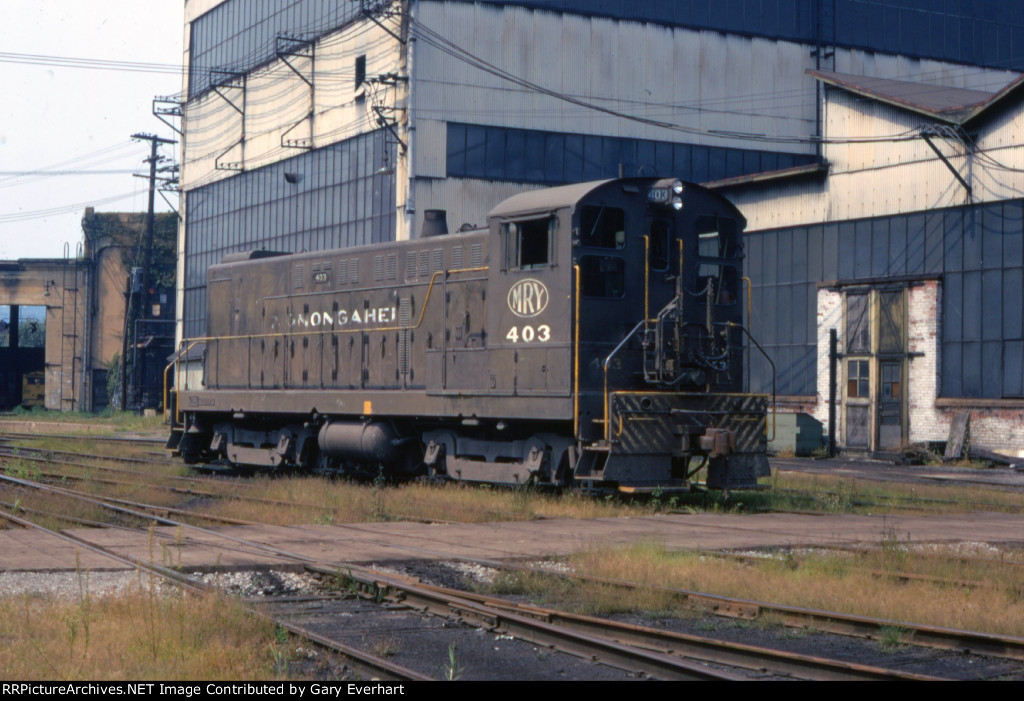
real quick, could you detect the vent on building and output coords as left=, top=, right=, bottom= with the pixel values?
left=355, top=55, right=366, bottom=90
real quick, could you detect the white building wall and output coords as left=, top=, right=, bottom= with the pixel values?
left=181, top=19, right=404, bottom=192
left=814, top=288, right=843, bottom=443
left=730, top=86, right=1024, bottom=231
left=413, top=1, right=816, bottom=160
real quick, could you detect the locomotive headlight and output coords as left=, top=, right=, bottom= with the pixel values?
left=672, top=180, right=684, bottom=195
left=671, top=196, right=684, bottom=210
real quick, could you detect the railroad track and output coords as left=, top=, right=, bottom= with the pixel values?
left=3, top=436, right=1023, bottom=679
left=4, top=469, right=1018, bottom=680
left=0, top=431, right=166, bottom=446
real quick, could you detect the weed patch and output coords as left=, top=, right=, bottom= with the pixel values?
left=0, top=588, right=291, bottom=680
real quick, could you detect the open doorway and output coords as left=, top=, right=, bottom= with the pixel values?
left=0, top=305, right=47, bottom=410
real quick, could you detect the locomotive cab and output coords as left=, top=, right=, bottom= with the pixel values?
left=488, top=178, right=769, bottom=491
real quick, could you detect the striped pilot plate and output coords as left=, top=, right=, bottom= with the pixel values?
left=609, top=392, right=768, bottom=455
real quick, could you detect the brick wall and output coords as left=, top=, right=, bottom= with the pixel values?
left=907, top=281, right=947, bottom=443
left=814, top=288, right=843, bottom=444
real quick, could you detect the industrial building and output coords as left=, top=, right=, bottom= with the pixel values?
left=0, top=211, right=176, bottom=413
left=176, top=0, right=1024, bottom=456
left=723, top=70, right=1024, bottom=454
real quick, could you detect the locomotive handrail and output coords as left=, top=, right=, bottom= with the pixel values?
left=175, top=267, right=489, bottom=348
left=164, top=339, right=206, bottom=425
left=574, top=264, right=581, bottom=439
left=601, top=318, right=650, bottom=441
left=722, top=321, right=776, bottom=442
left=642, top=234, right=650, bottom=322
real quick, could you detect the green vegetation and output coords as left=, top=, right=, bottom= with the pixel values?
left=0, top=411, right=166, bottom=434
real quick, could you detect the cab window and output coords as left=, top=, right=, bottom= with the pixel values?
left=579, top=206, right=625, bottom=249
left=580, top=256, right=625, bottom=298
left=695, top=216, right=739, bottom=259
left=505, top=216, right=555, bottom=270
left=649, top=219, right=671, bottom=271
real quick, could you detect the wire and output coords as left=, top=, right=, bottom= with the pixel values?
left=0, top=191, right=143, bottom=224
left=0, top=170, right=138, bottom=176
left=0, top=142, right=139, bottom=186
left=408, top=18, right=927, bottom=147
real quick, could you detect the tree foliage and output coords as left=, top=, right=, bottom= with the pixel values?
left=81, top=211, right=177, bottom=289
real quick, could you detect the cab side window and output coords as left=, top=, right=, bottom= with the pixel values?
left=505, top=217, right=555, bottom=270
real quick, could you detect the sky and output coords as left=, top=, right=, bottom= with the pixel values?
left=0, top=1, right=184, bottom=260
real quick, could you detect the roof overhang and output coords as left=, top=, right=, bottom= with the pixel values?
left=704, top=161, right=829, bottom=190
left=807, top=69, right=1024, bottom=126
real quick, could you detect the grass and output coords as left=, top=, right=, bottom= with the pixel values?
left=4, top=430, right=1022, bottom=539
left=440, top=643, right=462, bottom=681
left=0, top=585, right=298, bottom=680
left=368, top=635, right=401, bottom=658
left=489, top=540, right=1024, bottom=638
left=750, top=470, right=1024, bottom=515
left=0, top=410, right=167, bottom=435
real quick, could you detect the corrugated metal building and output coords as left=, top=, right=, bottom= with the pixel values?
left=722, top=70, right=1024, bottom=455
left=177, top=0, right=1024, bottom=454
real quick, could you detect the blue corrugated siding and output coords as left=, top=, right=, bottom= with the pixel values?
left=445, top=123, right=816, bottom=185
left=183, top=130, right=396, bottom=337
left=747, top=200, right=1024, bottom=399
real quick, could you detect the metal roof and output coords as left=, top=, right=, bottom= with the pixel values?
left=704, top=161, right=829, bottom=190
left=487, top=179, right=614, bottom=220
left=807, top=69, right=1024, bottom=126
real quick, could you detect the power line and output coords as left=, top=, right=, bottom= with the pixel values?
left=408, top=18, right=922, bottom=147
left=0, top=191, right=143, bottom=224
left=0, top=170, right=138, bottom=176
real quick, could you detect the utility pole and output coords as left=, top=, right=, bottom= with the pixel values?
left=132, top=133, right=177, bottom=317
left=129, top=133, right=177, bottom=410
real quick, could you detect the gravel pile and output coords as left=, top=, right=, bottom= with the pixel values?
left=0, top=568, right=325, bottom=601
left=0, top=570, right=159, bottom=600
left=188, top=569, right=323, bottom=597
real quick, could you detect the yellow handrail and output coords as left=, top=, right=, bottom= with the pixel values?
left=573, top=264, right=581, bottom=439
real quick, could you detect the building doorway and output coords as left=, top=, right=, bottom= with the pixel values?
left=842, top=288, right=907, bottom=452
left=0, top=305, right=47, bottom=410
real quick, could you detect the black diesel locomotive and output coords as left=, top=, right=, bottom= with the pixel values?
left=169, top=178, right=772, bottom=492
